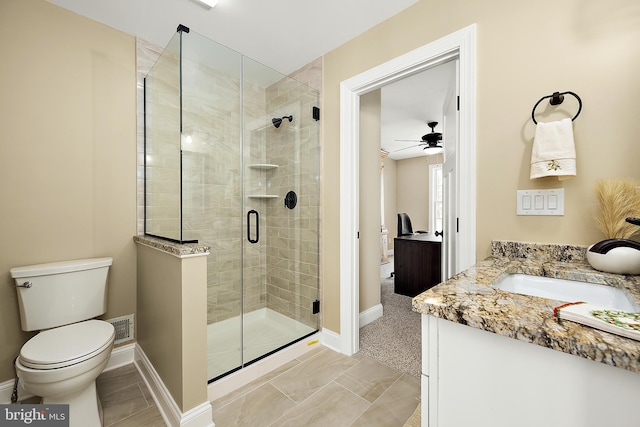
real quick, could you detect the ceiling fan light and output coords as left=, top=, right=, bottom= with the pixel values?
left=423, top=145, right=443, bottom=155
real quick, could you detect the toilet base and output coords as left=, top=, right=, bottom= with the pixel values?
left=42, top=380, right=103, bottom=427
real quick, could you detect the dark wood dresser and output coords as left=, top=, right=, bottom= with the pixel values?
left=393, top=233, right=442, bottom=297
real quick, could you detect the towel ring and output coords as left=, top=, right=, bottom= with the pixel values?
left=531, top=91, right=582, bottom=124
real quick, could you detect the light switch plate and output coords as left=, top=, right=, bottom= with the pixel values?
left=517, top=189, right=564, bottom=216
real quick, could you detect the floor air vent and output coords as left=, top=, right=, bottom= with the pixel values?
left=106, top=314, right=135, bottom=345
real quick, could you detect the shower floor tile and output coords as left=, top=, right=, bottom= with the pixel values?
left=207, top=307, right=315, bottom=379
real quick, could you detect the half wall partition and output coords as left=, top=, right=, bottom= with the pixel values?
left=144, top=26, right=320, bottom=381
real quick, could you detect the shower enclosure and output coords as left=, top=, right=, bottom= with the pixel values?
left=144, top=26, right=320, bottom=381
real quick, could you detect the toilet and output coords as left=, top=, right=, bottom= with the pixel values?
left=11, top=257, right=115, bottom=427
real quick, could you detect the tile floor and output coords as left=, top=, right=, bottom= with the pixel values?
left=96, top=364, right=165, bottom=426
left=97, top=346, right=420, bottom=427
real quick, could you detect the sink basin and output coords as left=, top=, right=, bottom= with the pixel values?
left=493, top=274, right=637, bottom=311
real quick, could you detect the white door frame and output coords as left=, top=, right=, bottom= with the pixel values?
left=339, top=24, right=477, bottom=355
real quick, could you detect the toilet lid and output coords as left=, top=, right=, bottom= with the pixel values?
left=20, top=320, right=115, bottom=370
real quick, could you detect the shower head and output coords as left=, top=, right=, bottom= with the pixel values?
left=272, top=115, right=293, bottom=128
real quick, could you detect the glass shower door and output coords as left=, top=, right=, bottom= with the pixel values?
left=179, top=31, right=245, bottom=380
left=241, top=57, right=320, bottom=366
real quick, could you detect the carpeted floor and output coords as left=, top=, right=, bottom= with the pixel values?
left=358, top=256, right=422, bottom=379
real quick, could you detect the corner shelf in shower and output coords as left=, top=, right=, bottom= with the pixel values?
left=248, top=164, right=279, bottom=170
left=247, top=194, right=279, bottom=199
left=247, top=164, right=279, bottom=198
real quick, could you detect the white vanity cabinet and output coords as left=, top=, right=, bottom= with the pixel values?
left=421, top=315, right=640, bottom=427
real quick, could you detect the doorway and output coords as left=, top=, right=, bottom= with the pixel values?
left=338, top=24, right=477, bottom=355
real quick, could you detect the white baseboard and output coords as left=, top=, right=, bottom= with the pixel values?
left=112, top=344, right=214, bottom=426
left=319, top=328, right=342, bottom=353
left=104, top=343, right=135, bottom=372
left=0, top=373, right=29, bottom=404
left=2, top=343, right=214, bottom=427
left=359, top=303, right=383, bottom=328
left=135, top=345, right=213, bottom=427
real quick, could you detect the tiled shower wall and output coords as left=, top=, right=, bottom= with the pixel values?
left=136, top=38, right=165, bottom=236
left=136, top=37, right=321, bottom=328
left=264, top=69, right=321, bottom=328
left=142, top=40, right=182, bottom=240
left=181, top=52, right=245, bottom=324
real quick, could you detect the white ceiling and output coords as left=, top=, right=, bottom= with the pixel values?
left=382, top=59, right=456, bottom=160
left=51, top=0, right=453, bottom=161
left=50, top=0, right=419, bottom=75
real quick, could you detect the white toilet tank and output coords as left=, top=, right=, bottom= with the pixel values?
left=10, top=257, right=113, bottom=331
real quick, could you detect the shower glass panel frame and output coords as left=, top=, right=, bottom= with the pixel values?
left=144, top=27, right=320, bottom=383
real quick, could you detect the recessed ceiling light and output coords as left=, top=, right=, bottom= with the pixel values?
left=194, top=0, right=219, bottom=9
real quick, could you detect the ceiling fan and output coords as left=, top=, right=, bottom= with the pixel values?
left=394, top=121, right=443, bottom=154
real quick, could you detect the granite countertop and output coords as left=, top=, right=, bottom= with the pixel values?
left=412, top=240, right=640, bottom=373
left=133, top=235, right=210, bottom=257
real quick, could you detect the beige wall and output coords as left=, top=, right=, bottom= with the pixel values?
left=180, top=255, right=208, bottom=411
left=359, top=91, right=382, bottom=313
left=136, top=243, right=208, bottom=412
left=384, top=154, right=442, bottom=248
left=0, top=0, right=136, bottom=382
left=397, top=157, right=430, bottom=232
left=383, top=157, right=397, bottom=250
left=322, top=0, right=640, bottom=333
left=136, top=245, right=183, bottom=407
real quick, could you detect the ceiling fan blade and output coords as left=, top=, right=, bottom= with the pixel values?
left=395, top=139, right=423, bottom=142
left=393, top=144, right=423, bottom=152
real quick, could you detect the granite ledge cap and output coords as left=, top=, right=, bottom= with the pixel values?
left=134, top=235, right=210, bottom=258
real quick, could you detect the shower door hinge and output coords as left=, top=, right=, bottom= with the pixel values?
left=457, top=95, right=460, bottom=111
left=312, top=300, right=320, bottom=314
left=313, top=106, right=320, bottom=121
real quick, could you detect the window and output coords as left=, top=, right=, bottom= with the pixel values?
left=429, top=163, right=443, bottom=232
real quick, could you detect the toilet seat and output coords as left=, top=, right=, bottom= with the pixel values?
left=20, top=320, right=115, bottom=370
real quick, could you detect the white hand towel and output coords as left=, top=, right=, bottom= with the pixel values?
left=530, top=118, right=576, bottom=180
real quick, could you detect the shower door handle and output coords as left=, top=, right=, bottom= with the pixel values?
left=247, top=210, right=259, bottom=244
